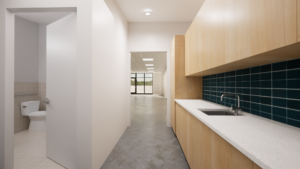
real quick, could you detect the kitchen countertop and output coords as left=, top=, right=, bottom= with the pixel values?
left=175, top=99, right=300, bottom=169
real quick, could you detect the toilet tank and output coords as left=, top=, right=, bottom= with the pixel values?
left=20, top=101, right=40, bottom=116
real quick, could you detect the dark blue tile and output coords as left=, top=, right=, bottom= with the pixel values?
left=261, top=112, right=272, bottom=119
left=243, top=89, right=250, bottom=94
left=251, top=66, right=261, bottom=74
left=229, top=88, right=235, bottom=93
left=236, top=70, right=243, bottom=75
left=251, top=81, right=260, bottom=88
left=272, top=61, right=287, bottom=71
left=230, top=82, right=235, bottom=87
left=236, top=88, right=243, bottom=94
left=251, top=103, right=260, bottom=110
left=272, top=71, right=286, bottom=80
left=230, top=71, right=236, bottom=76
left=211, top=74, right=216, bottom=78
left=287, top=69, right=300, bottom=79
left=230, top=77, right=235, bottom=81
left=261, top=97, right=271, bottom=105
left=242, top=101, right=250, bottom=108
left=261, top=64, right=272, bottom=73
left=251, top=89, right=260, bottom=95
left=236, top=82, right=243, bottom=87
left=251, top=74, right=260, bottom=81
left=287, top=119, right=300, bottom=128
left=243, top=82, right=250, bottom=87
left=251, top=110, right=261, bottom=116
left=287, top=109, right=300, bottom=121
left=273, top=107, right=286, bottom=117
left=225, top=72, right=231, bottom=77
left=287, top=90, right=300, bottom=100
left=217, top=73, right=224, bottom=78
left=273, top=98, right=286, bottom=108
left=261, top=81, right=271, bottom=88
left=287, top=100, right=300, bottom=110
left=251, top=96, right=260, bottom=103
left=261, top=73, right=271, bottom=80
left=243, top=68, right=250, bottom=75
left=261, top=89, right=271, bottom=96
left=287, top=58, right=300, bottom=70
left=272, top=89, right=286, bottom=98
left=261, top=105, right=271, bottom=113
left=242, top=107, right=250, bottom=113
left=236, top=76, right=243, bottom=82
left=242, top=95, right=250, bottom=102
left=243, top=75, right=250, bottom=81
left=272, top=80, right=286, bottom=88
left=273, top=115, right=287, bottom=124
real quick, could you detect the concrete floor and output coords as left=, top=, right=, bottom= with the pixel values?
left=101, top=95, right=189, bottom=169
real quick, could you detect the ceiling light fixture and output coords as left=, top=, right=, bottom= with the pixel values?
left=145, top=64, right=154, bottom=66
left=145, top=12, right=151, bottom=16
left=143, top=58, right=153, bottom=61
left=147, top=68, right=154, bottom=70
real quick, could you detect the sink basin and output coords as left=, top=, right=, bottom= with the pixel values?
left=200, top=110, right=241, bottom=116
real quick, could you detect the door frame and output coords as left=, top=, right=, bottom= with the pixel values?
left=2, top=7, right=79, bottom=169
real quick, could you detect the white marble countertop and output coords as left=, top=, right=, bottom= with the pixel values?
left=175, top=99, right=300, bottom=169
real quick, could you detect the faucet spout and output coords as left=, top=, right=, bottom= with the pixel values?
left=220, top=94, right=241, bottom=115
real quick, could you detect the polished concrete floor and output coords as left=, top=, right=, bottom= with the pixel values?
left=101, top=95, right=189, bottom=169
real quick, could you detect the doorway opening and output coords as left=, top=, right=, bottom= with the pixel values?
left=13, top=10, right=77, bottom=169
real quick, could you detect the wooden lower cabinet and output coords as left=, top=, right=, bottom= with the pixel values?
left=175, top=103, right=262, bottom=169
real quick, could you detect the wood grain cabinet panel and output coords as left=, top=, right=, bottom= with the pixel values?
left=185, top=0, right=299, bottom=76
left=175, top=105, right=263, bottom=169
left=298, top=0, right=300, bottom=42
left=171, top=35, right=202, bottom=133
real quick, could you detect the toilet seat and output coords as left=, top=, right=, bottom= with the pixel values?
left=29, top=111, right=46, bottom=117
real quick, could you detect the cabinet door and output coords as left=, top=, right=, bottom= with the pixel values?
left=175, top=104, right=189, bottom=158
left=211, top=131, right=252, bottom=169
left=235, top=0, right=297, bottom=60
left=189, top=114, right=211, bottom=169
left=253, top=162, right=262, bottom=169
left=298, top=0, right=300, bottom=42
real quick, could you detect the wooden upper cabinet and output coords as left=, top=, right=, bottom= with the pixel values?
left=185, top=0, right=298, bottom=76
left=298, top=0, right=300, bottom=42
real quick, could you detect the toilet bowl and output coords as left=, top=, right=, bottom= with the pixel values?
left=20, top=101, right=46, bottom=131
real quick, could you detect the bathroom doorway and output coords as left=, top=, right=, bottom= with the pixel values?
left=13, top=10, right=77, bottom=169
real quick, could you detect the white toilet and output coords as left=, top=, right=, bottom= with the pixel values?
left=20, top=101, right=46, bottom=131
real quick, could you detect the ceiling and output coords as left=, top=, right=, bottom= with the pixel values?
left=115, top=0, right=205, bottom=22
left=131, top=52, right=167, bottom=73
left=16, top=12, right=73, bottom=25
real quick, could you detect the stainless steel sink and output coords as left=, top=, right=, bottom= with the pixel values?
left=200, top=110, right=242, bottom=116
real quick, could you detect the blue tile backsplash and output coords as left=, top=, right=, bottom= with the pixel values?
left=203, top=58, right=300, bottom=128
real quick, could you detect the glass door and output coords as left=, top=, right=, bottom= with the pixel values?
left=131, top=73, right=153, bottom=94
left=145, top=74, right=153, bottom=94
left=131, top=77, right=136, bottom=94
left=136, top=73, right=145, bottom=94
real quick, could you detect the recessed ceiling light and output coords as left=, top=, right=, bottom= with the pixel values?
left=146, top=64, right=154, bottom=66
left=147, top=68, right=154, bottom=70
left=143, top=58, right=153, bottom=61
left=145, top=12, right=151, bottom=16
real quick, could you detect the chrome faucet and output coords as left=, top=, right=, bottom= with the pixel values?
left=221, top=94, right=241, bottom=115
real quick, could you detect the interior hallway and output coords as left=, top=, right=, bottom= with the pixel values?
left=101, top=95, right=189, bottom=169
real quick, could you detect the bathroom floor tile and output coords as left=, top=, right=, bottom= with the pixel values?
left=14, top=130, right=66, bottom=169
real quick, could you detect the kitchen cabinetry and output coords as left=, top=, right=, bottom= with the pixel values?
left=170, top=35, right=202, bottom=133
left=175, top=103, right=262, bottom=169
left=185, top=0, right=300, bottom=76
left=298, top=0, right=300, bottom=42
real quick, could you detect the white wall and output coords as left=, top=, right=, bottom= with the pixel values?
left=38, top=24, right=47, bottom=83
left=163, top=69, right=167, bottom=97
left=128, top=22, right=191, bottom=127
left=153, top=72, right=161, bottom=95
left=15, top=16, right=39, bottom=82
left=92, top=0, right=128, bottom=168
